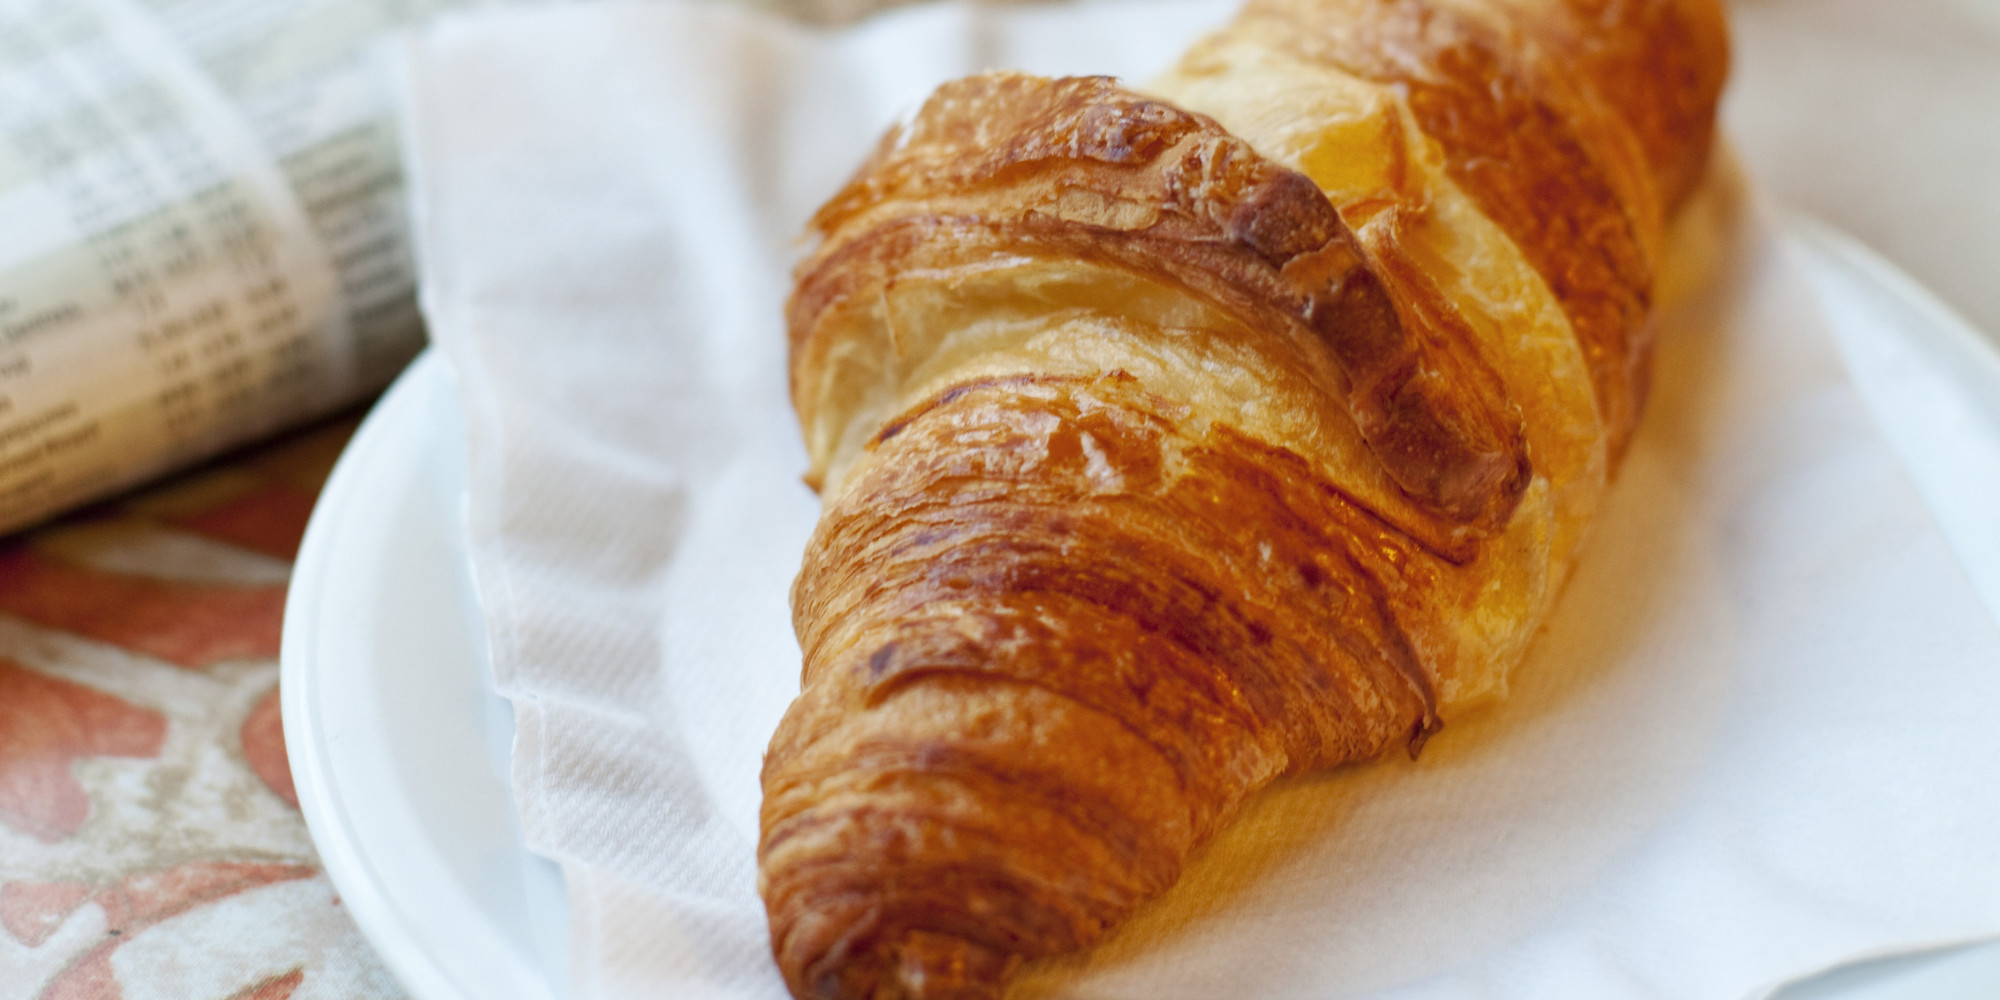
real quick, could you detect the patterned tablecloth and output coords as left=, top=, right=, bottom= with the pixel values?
left=0, top=414, right=403, bottom=1000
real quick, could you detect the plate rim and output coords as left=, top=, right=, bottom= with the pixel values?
left=281, top=349, right=561, bottom=1000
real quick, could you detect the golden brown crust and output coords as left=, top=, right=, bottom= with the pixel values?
left=1523, top=0, right=1731, bottom=210
left=793, top=75, right=1530, bottom=537
left=761, top=3, right=1727, bottom=997
left=1224, top=0, right=1680, bottom=455
left=766, top=376, right=1438, bottom=999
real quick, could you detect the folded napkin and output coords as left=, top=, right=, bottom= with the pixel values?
left=400, top=2, right=2000, bottom=998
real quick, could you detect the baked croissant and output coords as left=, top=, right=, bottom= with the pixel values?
left=760, top=1, right=1728, bottom=997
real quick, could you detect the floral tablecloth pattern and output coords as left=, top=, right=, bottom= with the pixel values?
left=0, top=416, right=402, bottom=1000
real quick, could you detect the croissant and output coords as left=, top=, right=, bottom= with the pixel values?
left=759, top=1, right=1729, bottom=997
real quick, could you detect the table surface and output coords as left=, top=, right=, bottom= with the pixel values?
left=0, top=414, right=405, bottom=999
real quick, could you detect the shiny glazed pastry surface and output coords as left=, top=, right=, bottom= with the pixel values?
left=761, top=2, right=1728, bottom=997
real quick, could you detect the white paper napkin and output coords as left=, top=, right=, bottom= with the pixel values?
left=399, top=3, right=2000, bottom=998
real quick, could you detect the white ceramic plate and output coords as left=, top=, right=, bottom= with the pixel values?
left=280, top=350, right=568, bottom=1000
left=1784, top=216, right=2000, bottom=628
left=282, top=219, right=2000, bottom=1000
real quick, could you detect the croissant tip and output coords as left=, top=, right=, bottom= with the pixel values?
left=800, top=930, right=1020, bottom=1000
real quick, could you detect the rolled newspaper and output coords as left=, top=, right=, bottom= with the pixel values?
left=0, top=0, right=905, bottom=536
left=0, top=0, right=461, bottom=533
